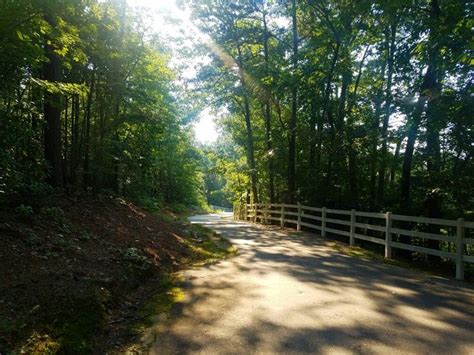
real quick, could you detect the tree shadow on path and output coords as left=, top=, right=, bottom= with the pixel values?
left=142, top=216, right=474, bottom=354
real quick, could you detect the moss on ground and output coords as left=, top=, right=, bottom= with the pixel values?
left=184, top=223, right=238, bottom=265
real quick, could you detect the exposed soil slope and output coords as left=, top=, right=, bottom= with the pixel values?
left=0, top=195, right=230, bottom=353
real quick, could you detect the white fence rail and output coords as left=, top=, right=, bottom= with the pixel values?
left=234, top=203, right=474, bottom=280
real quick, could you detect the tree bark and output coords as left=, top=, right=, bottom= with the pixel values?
left=389, top=138, right=401, bottom=183
left=43, top=14, right=63, bottom=187
left=287, top=0, right=298, bottom=202
left=400, top=0, right=441, bottom=208
left=237, top=44, right=258, bottom=204
left=370, top=56, right=386, bottom=206
left=423, top=0, right=443, bottom=261
left=262, top=10, right=275, bottom=203
left=70, top=94, right=80, bottom=185
left=83, top=70, right=95, bottom=189
left=316, top=41, right=340, bottom=169
left=377, top=20, right=397, bottom=203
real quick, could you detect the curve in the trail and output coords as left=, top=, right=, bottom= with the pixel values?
left=142, top=213, right=474, bottom=354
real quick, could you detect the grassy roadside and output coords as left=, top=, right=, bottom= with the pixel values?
left=328, top=239, right=469, bottom=281
left=118, top=220, right=238, bottom=353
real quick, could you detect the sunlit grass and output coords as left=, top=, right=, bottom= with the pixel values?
left=129, top=222, right=237, bottom=345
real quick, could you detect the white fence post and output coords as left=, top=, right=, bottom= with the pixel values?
left=350, top=209, right=355, bottom=246
left=254, top=203, right=258, bottom=223
left=244, top=204, right=248, bottom=221
left=385, top=212, right=392, bottom=258
left=322, top=207, right=327, bottom=237
left=297, top=202, right=302, bottom=231
left=456, top=218, right=465, bottom=280
left=280, top=206, right=285, bottom=228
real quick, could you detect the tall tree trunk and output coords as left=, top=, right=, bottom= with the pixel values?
left=400, top=94, right=426, bottom=206
left=243, top=93, right=258, bottom=204
left=112, top=99, right=121, bottom=193
left=263, top=101, right=275, bottom=203
left=342, top=43, right=367, bottom=206
left=63, top=96, right=69, bottom=187
left=400, top=0, right=441, bottom=208
left=43, top=14, right=63, bottom=187
left=70, top=94, right=80, bottom=185
left=287, top=0, right=298, bottom=202
left=377, top=20, right=397, bottom=203
left=370, top=89, right=385, bottom=206
left=389, top=138, right=401, bottom=183
left=338, top=69, right=351, bottom=201
left=93, top=96, right=106, bottom=193
left=316, top=41, right=340, bottom=170
left=83, top=70, right=95, bottom=189
left=237, top=44, right=258, bottom=204
left=423, top=0, right=443, bottom=261
left=31, top=79, right=41, bottom=133
left=262, top=11, right=275, bottom=203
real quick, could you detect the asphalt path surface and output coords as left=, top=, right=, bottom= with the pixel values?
left=141, top=213, right=474, bottom=354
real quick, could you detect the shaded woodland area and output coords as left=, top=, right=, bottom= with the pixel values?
left=1, top=0, right=207, bottom=209
left=2, top=0, right=472, bottom=218
left=195, top=0, right=473, bottom=221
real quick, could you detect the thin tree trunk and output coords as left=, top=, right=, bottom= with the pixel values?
left=400, top=96, right=426, bottom=205
left=63, top=96, right=69, bottom=187
left=423, top=0, right=443, bottom=261
left=262, top=11, right=275, bottom=203
left=377, top=20, right=397, bottom=203
left=400, top=0, right=441, bottom=208
left=70, top=94, right=80, bottom=185
left=316, top=41, right=340, bottom=169
left=390, top=138, right=401, bottom=183
left=370, top=89, right=385, bottom=205
left=112, top=99, right=120, bottom=193
left=237, top=44, right=258, bottom=204
left=43, top=14, right=63, bottom=187
left=83, top=70, right=95, bottom=189
left=287, top=0, right=298, bottom=202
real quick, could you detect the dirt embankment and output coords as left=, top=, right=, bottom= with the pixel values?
left=0, top=195, right=231, bottom=353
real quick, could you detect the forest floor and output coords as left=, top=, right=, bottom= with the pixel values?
left=0, top=195, right=236, bottom=353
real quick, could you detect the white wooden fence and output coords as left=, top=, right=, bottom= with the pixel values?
left=234, top=203, right=474, bottom=280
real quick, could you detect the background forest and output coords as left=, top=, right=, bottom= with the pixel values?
left=2, top=0, right=472, bottom=221
left=193, top=0, right=473, bottom=222
left=1, top=0, right=207, bottom=209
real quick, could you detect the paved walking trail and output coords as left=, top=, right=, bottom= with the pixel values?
left=141, top=213, right=474, bottom=354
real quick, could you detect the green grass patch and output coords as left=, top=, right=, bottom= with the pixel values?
left=330, top=241, right=460, bottom=279
left=331, top=242, right=384, bottom=261
left=183, top=223, right=238, bottom=266
left=129, top=223, right=237, bottom=346
left=130, top=275, right=185, bottom=336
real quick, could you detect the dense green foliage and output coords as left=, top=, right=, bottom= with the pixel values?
left=188, top=0, right=473, bottom=219
left=0, top=0, right=206, bottom=207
